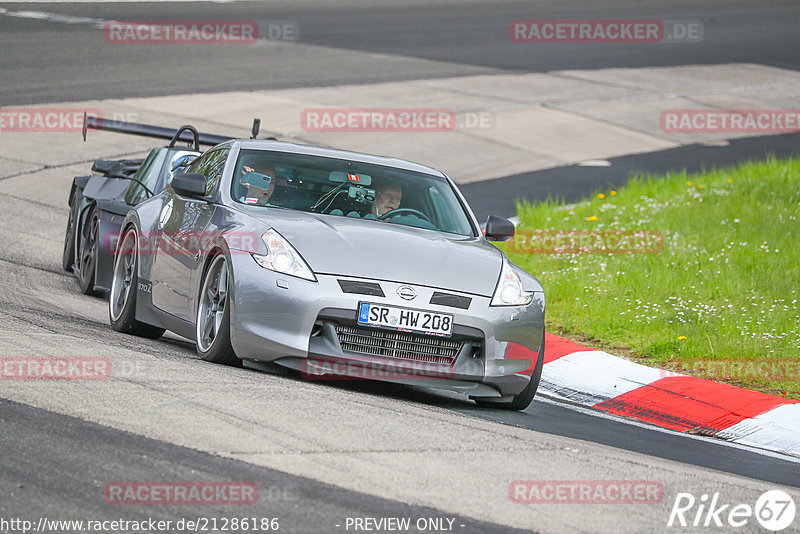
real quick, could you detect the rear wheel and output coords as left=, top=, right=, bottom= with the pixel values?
left=76, top=205, right=100, bottom=296
left=475, top=332, right=545, bottom=411
left=196, top=254, right=240, bottom=366
left=109, top=228, right=165, bottom=339
left=62, top=189, right=80, bottom=272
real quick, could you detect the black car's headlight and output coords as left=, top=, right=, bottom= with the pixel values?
left=252, top=229, right=316, bottom=282
left=491, top=258, right=533, bottom=307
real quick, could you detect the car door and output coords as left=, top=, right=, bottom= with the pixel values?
left=150, top=148, right=228, bottom=320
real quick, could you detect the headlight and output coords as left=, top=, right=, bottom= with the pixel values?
left=252, top=229, right=316, bottom=282
left=491, top=258, right=533, bottom=306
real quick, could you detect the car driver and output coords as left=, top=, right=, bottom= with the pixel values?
left=370, top=182, right=402, bottom=217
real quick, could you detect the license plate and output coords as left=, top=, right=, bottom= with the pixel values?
left=357, top=302, right=453, bottom=337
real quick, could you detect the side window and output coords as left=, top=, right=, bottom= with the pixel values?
left=204, top=149, right=229, bottom=196
left=185, top=151, right=209, bottom=175
left=184, top=149, right=229, bottom=196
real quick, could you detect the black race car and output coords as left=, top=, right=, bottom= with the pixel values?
left=62, top=115, right=260, bottom=295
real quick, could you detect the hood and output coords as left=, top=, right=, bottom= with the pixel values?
left=251, top=209, right=502, bottom=297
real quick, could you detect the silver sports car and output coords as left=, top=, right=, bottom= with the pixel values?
left=109, top=139, right=546, bottom=410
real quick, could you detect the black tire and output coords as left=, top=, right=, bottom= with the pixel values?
left=109, top=228, right=165, bottom=340
left=195, top=254, right=240, bottom=366
left=475, top=331, right=545, bottom=411
left=62, top=188, right=80, bottom=272
left=76, top=205, right=100, bottom=296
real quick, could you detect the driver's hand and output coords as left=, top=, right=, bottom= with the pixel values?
left=243, top=166, right=255, bottom=174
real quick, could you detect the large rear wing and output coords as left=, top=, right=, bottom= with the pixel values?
left=82, top=112, right=261, bottom=149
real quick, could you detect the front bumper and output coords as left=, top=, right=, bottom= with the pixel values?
left=228, top=252, right=545, bottom=398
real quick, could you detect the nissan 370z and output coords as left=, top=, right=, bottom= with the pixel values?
left=108, top=138, right=546, bottom=410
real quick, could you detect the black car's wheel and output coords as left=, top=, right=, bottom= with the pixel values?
left=195, top=254, right=240, bottom=366
left=475, top=331, right=545, bottom=411
left=76, top=205, right=100, bottom=296
left=62, top=189, right=81, bottom=272
left=109, top=228, right=165, bottom=339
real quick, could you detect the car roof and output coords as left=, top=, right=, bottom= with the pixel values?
left=227, top=139, right=448, bottom=178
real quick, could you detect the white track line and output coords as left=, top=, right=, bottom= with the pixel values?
left=4, top=10, right=106, bottom=27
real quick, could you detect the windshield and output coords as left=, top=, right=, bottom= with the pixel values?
left=230, top=149, right=475, bottom=237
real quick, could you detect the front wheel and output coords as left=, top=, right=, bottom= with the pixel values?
left=76, top=205, right=100, bottom=296
left=196, top=254, right=240, bottom=366
left=475, top=332, right=545, bottom=411
left=62, top=189, right=81, bottom=272
left=109, top=228, right=165, bottom=339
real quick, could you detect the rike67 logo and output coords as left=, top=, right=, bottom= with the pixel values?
left=668, top=490, right=796, bottom=531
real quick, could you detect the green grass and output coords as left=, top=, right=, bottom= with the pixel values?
left=503, top=156, right=800, bottom=399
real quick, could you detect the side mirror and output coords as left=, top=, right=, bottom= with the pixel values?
left=172, top=173, right=207, bottom=198
left=484, top=214, right=515, bottom=241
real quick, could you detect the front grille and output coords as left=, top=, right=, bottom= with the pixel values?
left=334, top=324, right=461, bottom=365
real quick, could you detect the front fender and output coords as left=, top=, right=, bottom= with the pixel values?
left=125, top=194, right=168, bottom=282
left=69, top=175, right=91, bottom=206
left=94, top=209, right=125, bottom=292
left=189, top=226, right=240, bottom=324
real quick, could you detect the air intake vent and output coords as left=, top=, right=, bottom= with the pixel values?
left=335, top=324, right=460, bottom=365
left=337, top=280, right=384, bottom=297
left=430, top=291, right=472, bottom=310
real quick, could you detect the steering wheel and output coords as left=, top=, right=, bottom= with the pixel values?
left=378, top=208, right=431, bottom=223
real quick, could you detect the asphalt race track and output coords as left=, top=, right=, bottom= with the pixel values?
left=1, top=0, right=800, bottom=105
left=1, top=1, right=799, bottom=533
left=1, top=399, right=523, bottom=534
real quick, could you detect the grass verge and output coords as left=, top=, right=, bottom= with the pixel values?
left=503, top=156, right=800, bottom=399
